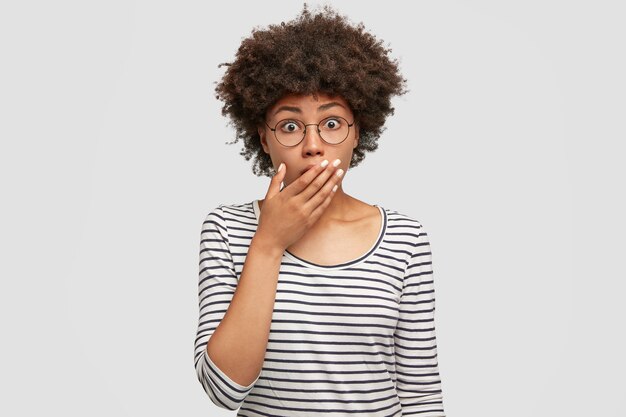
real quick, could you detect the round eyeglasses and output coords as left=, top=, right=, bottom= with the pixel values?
left=264, top=116, right=355, bottom=147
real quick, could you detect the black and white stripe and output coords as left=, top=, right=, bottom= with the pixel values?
left=194, top=200, right=445, bottom=416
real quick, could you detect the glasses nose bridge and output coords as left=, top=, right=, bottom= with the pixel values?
left=301, top=122, right=322, bottom=141
left=302, top=122, right=321, bottom=133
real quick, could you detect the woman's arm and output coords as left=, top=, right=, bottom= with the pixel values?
left=195, top=162, right=341, bottom=409
left=205, top=230, right=283, bottom=385
left=194, top=206, right=283, bottom=410
left=393, top=221, right=446, bottom=416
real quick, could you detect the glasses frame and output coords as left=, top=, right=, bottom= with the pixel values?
left=264, top=116, right=355, bottom=147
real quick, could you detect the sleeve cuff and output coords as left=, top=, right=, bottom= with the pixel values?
left=203, top=349, right=261, bottom=392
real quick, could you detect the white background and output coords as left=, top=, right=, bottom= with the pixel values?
left=1, top=1, right=624, bottom=416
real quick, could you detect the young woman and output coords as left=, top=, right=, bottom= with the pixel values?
left=194, top=5, right=446, bottom=416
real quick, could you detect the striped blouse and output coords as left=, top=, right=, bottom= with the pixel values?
left=194, top=200, right=446, bottom=416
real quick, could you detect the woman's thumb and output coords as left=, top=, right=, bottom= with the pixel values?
left=265, top=162, right=285, bottom=199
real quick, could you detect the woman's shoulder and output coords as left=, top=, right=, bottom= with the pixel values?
left=380, top=204, right=425, bottom=229
left=382, top=206, right=433, bottom=246
left=204, top=201, right=257, bottom=224
left=201, top=201, right=258, bottom=244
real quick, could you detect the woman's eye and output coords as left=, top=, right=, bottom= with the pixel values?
left=280, top=121, right=300, bottom=132
left=323, top=118, right=341, bottom=129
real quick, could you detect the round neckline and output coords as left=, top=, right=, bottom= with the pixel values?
left=251, top=199, right=387, bottom=271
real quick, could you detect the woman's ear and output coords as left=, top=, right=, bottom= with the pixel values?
left=258, top=126, right=270, bottom=154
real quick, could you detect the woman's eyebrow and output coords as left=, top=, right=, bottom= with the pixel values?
left=272, top=102, right=346, bottom=116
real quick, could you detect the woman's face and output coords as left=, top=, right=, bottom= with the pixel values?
left=258, top=92, right=359, bottom=187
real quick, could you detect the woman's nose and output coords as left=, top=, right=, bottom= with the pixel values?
left=301, top=126, right=325, bottom=154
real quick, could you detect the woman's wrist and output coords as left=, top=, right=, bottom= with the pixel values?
left=250, top=232, right=285, bottom=257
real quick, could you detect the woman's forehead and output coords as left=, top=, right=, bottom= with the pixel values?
left=268, top=92, right=351, bottom=115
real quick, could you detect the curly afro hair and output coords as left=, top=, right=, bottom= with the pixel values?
left=214, top=3, right=408, bottom=177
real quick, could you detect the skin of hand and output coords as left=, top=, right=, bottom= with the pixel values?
left=255, top=159, right=344, bottom=251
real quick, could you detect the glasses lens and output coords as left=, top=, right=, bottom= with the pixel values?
left=318, top=116, right=349, bottom=144
left=274, top=117, right=350, bottom=146
left=274, top=119, right=305, bottom=146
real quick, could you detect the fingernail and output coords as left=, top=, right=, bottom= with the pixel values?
left=320, top=159, right=329, bottom=168
left=333, top=159, right=341, bottom=167
left=336, top=169, right=344, bottom=177
left=276, top=163, right=284, bottom=173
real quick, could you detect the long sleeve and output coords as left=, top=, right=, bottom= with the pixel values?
left=193, top=206, right=259, bottom=410
left=393, top=222, right=446, bottom=416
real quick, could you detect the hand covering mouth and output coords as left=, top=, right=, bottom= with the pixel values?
left=300, top=165, right=315, bottom=176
